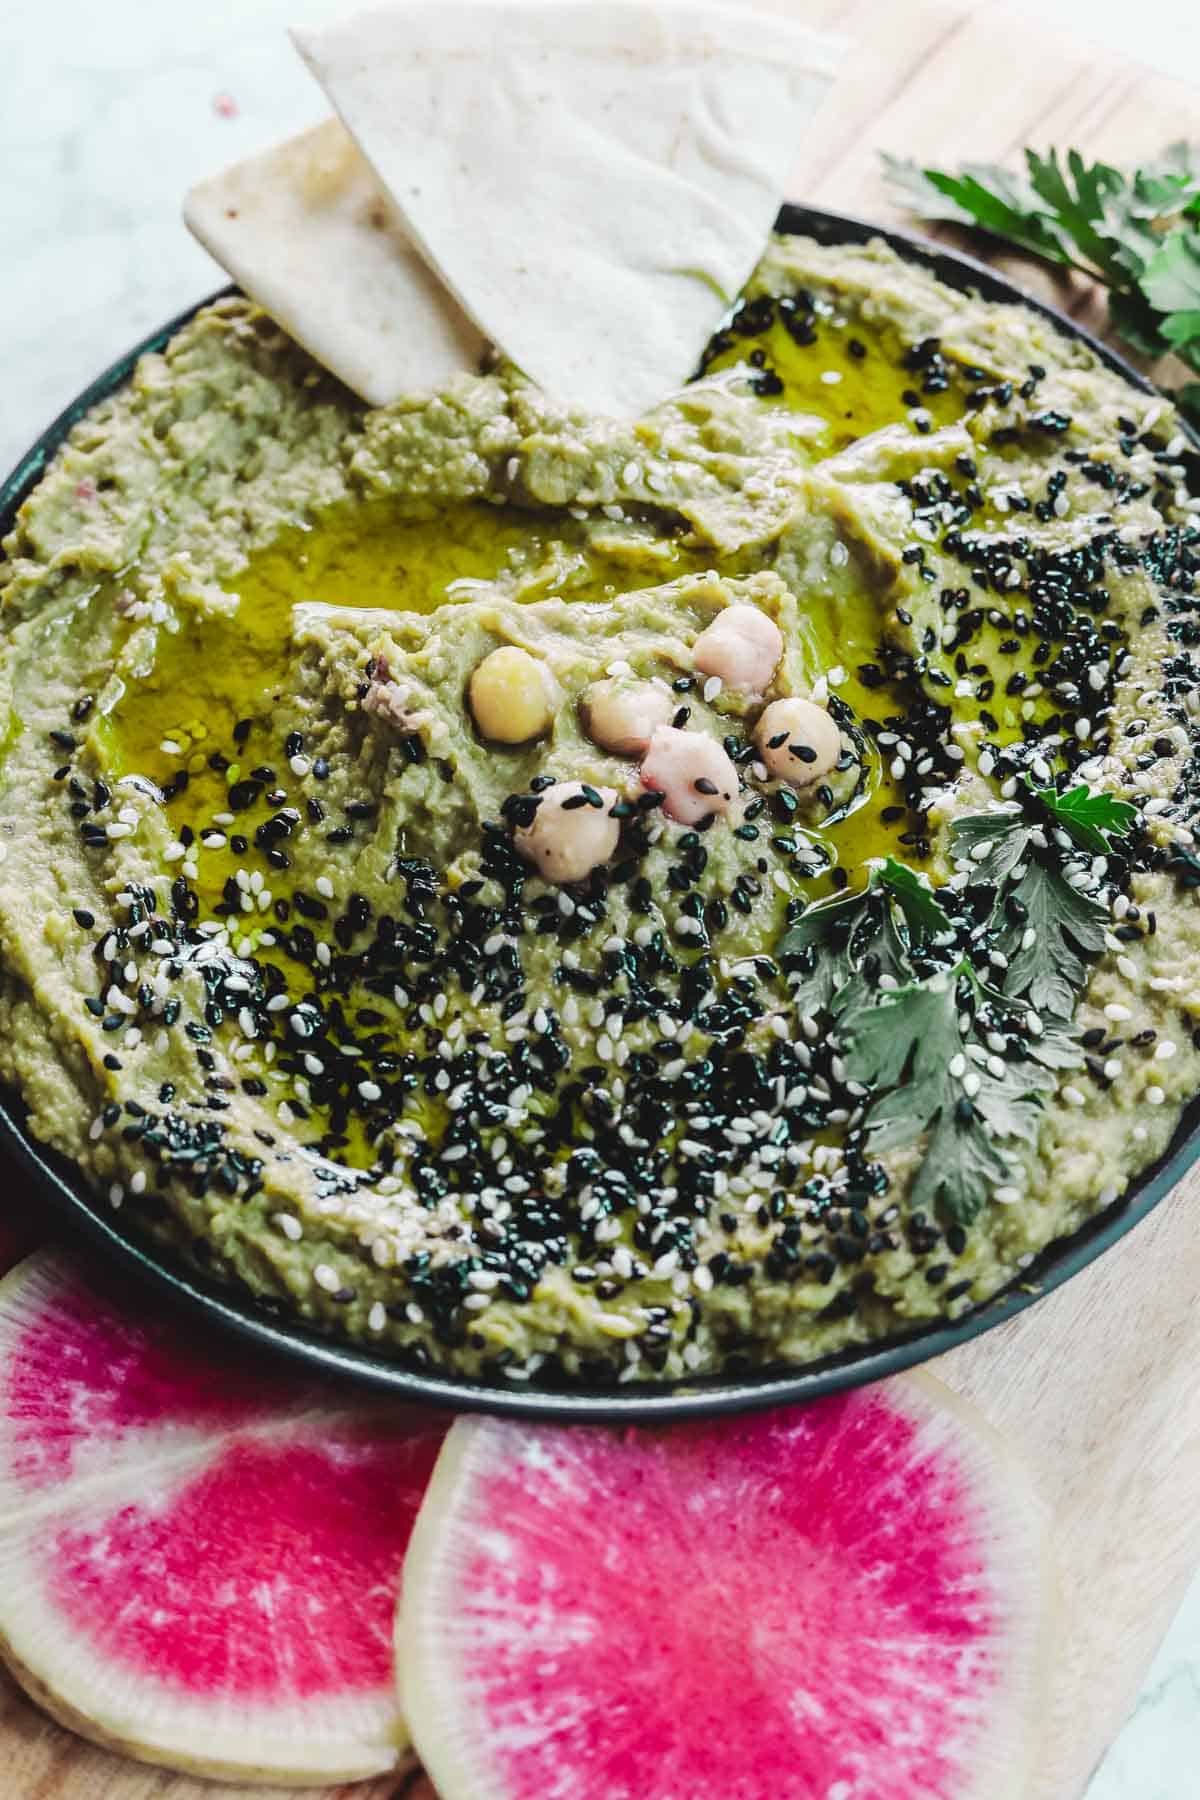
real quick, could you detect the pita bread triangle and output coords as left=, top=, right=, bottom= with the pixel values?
left=293, top=1, right=845, bottom=417
left=184, top=118, right=486, bottom=406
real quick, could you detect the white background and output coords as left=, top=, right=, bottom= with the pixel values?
left=2, top=2, right=1198, bottom=1794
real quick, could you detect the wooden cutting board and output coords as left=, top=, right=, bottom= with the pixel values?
left=5, top=2, right=1200, bottom=1795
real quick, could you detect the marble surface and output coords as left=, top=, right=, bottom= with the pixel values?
left=2, top=1, right=1199, bottom=1794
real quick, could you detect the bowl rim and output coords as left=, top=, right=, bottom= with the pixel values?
left=2, top=202, right=1197, bottom=1421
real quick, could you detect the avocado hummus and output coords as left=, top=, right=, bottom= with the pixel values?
left=2, top=234, right=1199, bottom=1387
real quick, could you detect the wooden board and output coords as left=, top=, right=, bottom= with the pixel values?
left=5, top=1, right=1200, bottom=1794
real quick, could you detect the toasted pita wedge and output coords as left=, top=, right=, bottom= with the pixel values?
left=184, top=118, right=486, bottom=406
left=293, top=1, right=844, bottom=417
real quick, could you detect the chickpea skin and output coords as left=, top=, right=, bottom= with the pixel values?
left=692, top=605, right=783, bottom=696
left=469, top=646, right=557, bottom=745
left=513, top=781, right=621, bottom=883
left=754, top=697, right=842, bottom=786
left=582, top=678, right=674, bottom=757
left=640, top=725, right=739, bottom=824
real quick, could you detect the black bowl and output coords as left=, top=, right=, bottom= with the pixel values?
left=3, top=205, right=1197, bottom=1421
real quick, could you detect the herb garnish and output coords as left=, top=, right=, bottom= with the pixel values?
left=881, top=142, right=1200, bottom=424
left=777, top=855, right=952, bottom=1015
left=842, top=963, right=1058, bottom=1223
left=948, top=782, right=1135, bottom=1017
left=1028, top=781, right=1137, bottom=854
left=781, top=781, right=1135, bottom=1222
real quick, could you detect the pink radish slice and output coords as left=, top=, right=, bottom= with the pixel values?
left=0, top=1250, right=445, bottom=1785
left=400, top=1376, right=1051, bottom=1800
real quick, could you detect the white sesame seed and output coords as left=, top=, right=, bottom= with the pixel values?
left=316, top=875, right=335, bottom=899
left=313, top=1263, right=341, bottom=1292
left=368, top=1301, right=387, bottom=1333
left=1062, top=1085, right=1087, bottom=1108
left=1155, top=1039, right=1177, bottom=1061
left=1104, top=1002, right=1132, bottom=1022
left=1146, top=1085, right=1166, bottom=1106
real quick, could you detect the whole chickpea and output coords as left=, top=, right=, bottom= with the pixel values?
left=469, top=647, right=558, bottom=745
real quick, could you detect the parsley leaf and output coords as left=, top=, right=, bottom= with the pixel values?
left=777, top=886, right=864, bottom=1014
left=879, top=154, right=1072, bottom=263
left=1029, top=781, right=1136, bottom=853
left=776, top=858, right=953, bottom=1016
left=875, top=856, right=954, bottom=941
left=882, top=141, right=1200, bottom=414
left=948, top=784, right=1121, bottom=1016
left=1023, top=148, right=1131, bottom=286
left=1142, top=230, right=1200, bottom=315
left=946, top=806, right=1028, bottom=884
left=1000, top=860, right=1107, bottom=1017
left=842, top=965, right=1053, bottom=1223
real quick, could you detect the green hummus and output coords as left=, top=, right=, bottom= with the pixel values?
left=1, top=234, right=1198, bottom=1386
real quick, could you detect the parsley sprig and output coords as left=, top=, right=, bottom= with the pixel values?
left=949, top=781, right=1134, bottom=1017
left=843, top=963, right=1058, bottom=1223
left=881, top=143, right=1200, bottom=425
left=777, top=856, right=952, bottom=1018
left=780, top=782, right=1136, bottom=1224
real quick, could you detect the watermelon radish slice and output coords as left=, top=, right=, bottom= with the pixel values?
left=0, top=1250, right=445, bottom=1785
left=400, top=1377, right=1051, bottom=1800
